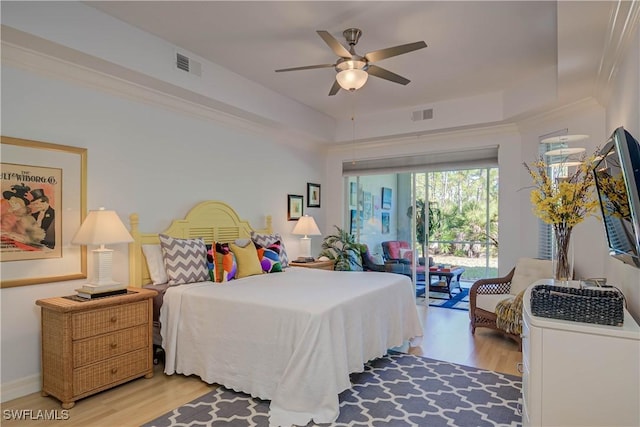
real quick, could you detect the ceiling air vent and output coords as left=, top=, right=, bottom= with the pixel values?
left=411, top=108, right=434, bottom=122
left=175, top=52, right=202, bottom=76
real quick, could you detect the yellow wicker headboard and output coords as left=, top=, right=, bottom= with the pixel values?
left=129, top=200, right=272, bottom=287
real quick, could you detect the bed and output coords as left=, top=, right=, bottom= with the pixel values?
left=129, top=200, right=423, bottom=427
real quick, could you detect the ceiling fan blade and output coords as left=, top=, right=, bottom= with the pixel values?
left=367, top=65, right=410, bottom=85
left=275, top=64, right=335, bottom=72
left=317, top=30, right=352, bottom=58
left=328, top=80, right=341, bottom=96
left=364, top=41, right=427, bottom=63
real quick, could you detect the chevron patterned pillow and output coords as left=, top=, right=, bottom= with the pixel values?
left=159, top=234, right=210, bottom=285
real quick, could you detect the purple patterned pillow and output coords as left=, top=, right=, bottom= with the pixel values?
left=255, top=241, right=282, bottom=273
left=250, top=232, right=289, bottom=267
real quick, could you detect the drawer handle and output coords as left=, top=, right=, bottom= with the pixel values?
left=111, top=367, right=118, bottom=375
left=110, top=342, right=117, bottom=349
left=516, top=402, right=522, bottom=415
left=110, top=316, right=117, bottom=323
left=516, top=362, right=524, bottom=373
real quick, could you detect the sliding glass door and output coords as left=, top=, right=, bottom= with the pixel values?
left=415, top=169, right=498, bottom=281
left=345, top=167, right=498, bottom=292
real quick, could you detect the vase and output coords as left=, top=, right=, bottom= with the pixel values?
left=552, top=225, right=574, bottom=285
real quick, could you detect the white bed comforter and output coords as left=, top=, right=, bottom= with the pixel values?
left=160, top=267, right=423, bottom=427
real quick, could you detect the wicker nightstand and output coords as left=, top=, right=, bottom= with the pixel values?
left=289, top=259, right=335, bottom=270
left=36, top=288, right=156, bottom=409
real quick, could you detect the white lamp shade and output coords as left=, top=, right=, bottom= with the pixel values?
left=292, top=215, right=321, bottom=237
left=336, top=69, right=368, bottom=91
left=72, top=208, right=133, bottom=245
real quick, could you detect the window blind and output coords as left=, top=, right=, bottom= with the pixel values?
left=536, top=140, right=567, bottom=260
left=342, top=146, right=498, bottom=176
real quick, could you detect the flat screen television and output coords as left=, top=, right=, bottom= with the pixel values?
left=593, top=126, right=640, bottom=268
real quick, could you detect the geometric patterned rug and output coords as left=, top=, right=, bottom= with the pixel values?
left=142, top=353, right=521, bottom=427
left=427, top=286, right=470, bottom=311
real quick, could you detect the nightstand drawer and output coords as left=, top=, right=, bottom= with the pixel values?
left=73, top=348, right=149, bottom=396
left=72, top=301, right=149, bottom=339
left=73, top=324, right=149, bottom=367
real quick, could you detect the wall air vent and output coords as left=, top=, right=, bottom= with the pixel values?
left=411, top=108, right=434, bottom=122
left=175, top=52, right=202, bottom=76
left=176, top=53, right=190, bottom=72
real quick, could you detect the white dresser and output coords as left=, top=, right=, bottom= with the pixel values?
left=522, top=280, right=640, bottom=427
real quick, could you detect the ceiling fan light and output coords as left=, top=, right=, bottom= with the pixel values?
left=336, top=69, right=368, bottom=91
left=336, top=59, right=367, bottom=71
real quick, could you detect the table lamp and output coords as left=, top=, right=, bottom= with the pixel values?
left=72, top=207, right=133, bottom=289
left=292, top=215, right=321, bottom=259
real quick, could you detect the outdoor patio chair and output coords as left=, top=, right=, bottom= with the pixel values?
left=381, top=240, right=426, bottom=266
left=381, top=240, right=433, bottom=279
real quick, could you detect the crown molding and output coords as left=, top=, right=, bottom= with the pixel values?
left=1, top=36, right=326, bottom=150
left=515, top=98, right=603, bottom=133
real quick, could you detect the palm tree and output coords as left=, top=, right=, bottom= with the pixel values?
left=407, top=200, right=441, bottom=256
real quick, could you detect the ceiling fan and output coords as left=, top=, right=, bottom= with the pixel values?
left=275, top=28, right=427, bottom=96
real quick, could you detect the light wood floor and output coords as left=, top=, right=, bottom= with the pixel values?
left=1, top=304, right=521, bottom=426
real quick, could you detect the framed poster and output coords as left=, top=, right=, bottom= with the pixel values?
left=307, top=183, right=321, bottom=208
left=1, top=163, right=61, bottom=260
left=382, top=187, right=392, bottom=210
left=287, top=194, right=303, bottom=221
left=1, top=136, right=87, bottom=288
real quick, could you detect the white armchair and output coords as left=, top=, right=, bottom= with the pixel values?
left=469, top=257, right=553, bottom=347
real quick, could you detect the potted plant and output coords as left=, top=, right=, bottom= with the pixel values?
left=319, top=226, right=362, bottom=271
left=524, top=151, right=598, bottom=282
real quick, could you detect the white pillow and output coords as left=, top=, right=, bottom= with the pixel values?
left=142, top=244, right=168, bottom=285
left=370, top=253, right=384, bottom=265
left=510, top=258, right=553, bottom=295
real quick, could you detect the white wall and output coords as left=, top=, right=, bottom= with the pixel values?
left=0, top=63, right=326, bottom=400
left=517, top=100, right=609, bottom=280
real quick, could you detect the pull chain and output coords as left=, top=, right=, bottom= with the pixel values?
left=351, top=93, right=356, bottom=165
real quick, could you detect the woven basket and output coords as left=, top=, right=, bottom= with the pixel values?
left=530, top=285, right=624, bottom=326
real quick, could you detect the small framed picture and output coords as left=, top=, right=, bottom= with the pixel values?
left=381, top=212, right=390, bottom=234
left=288, top=194, right=303, bottom=221
left=307, top=183, right=321, bottom=208
left=382, top=187, right=392, bottom=210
